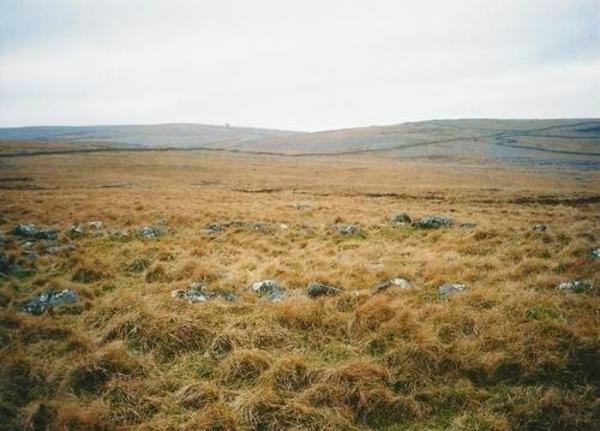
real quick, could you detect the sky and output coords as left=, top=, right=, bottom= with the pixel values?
left=0, top=0, right=598, bottom=131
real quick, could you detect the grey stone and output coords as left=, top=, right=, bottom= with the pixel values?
left=533, top=224, right=547, bottom=232
left=375, top=278, right=412, bottom=292
left=171, top=289, right=207, bottom=303
left=438, top=283, right=467, bottom=299
left=21, top=289, right=79, bottom=315
left=205, top=223, right=225, bottom=234
left=137, top=226, right=160, bottom=239
left=68, top=225, right=85, bottom=236
left=590, top=247, right=600, bottom=259
left=250, top=280, right=286, bottom=301
left=414, top=216, right=454, bottom=229
left=87, top=221, right=104, bottom=230
left=556, top=280, right=593, bottom=293
left=390, top=213, right=411, bottom=225
left=12, top=224, right=39, bottom=238
left=307, top=282, right=341, bottom=298
left=335, top=224, right=363, bottom=236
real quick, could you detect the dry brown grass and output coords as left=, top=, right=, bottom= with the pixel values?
left=0, top=150, right=599, bottom=430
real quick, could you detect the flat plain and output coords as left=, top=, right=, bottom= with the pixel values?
left=0, top=141, right=599, bottom=429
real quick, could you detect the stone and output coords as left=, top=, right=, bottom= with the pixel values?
left=0, top=254, right=11, bottom=275
left=590, top=247, right=600, bottom=259
left=460, top=222, right=477, bottom=229
left=68, top=225, right=85, bottom=236
left=556, top=280, right=593, bottom=293
left=87, top=221, right=104, bottom=230
left=190, top=281, right=205, bottom=291
left=205, top=223, right=225, bottom=234
left=293, top=203, right=311, bottom=210
left=335, top=224, right=363, bottom=236
left=21, top=289, right=79, bottom=315
left=533, top=224, right=547, bottom=232
left=438, top=283, right=467, bottom=299
left=137, top=226, right=160, bottom=239
left=35, top=229, right=58, bottom=240
left=46, top=244, right=77, bottom=254
left=414, top=216, right=454, bottom=229
left=250, top=280, right=286, bottom=301
left=11, top=224, right=39, bottom=238
left=171, top=289, right=207, bottom=303
left=390, top=213, right=411, bottom=225
left=375, top=278, right=412, bottom=292
left=22, top=250, right=39, bottom=261
left=307, top=282, right=342, bottom=298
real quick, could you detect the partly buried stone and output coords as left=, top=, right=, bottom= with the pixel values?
left=590, top=247, right=600, bottom=259
left=390, top=213, right=411, bottom=225
left=46, top=244, right=77, bottom=255
left=171, top=289, right=208, bottom=303
left=533, top=224, right=547, bottom=232
left=21, top=289, right=79, bottom=315
left=0, top=254, right=12, bottom=275
left=307, top=282, right=341, bottom=298
left=250, top=280, right=286, bottom=301
left=375, top=278, right=412, bottom=292
left=438, top=283, right=467, bottom=299
left=460, top=222, right=477, bottom=229
left=414, top=216, right=454, bottom=229
left=335, top=224, right=363, bottom=236
left=87, top=221, right=104, bottom=230
left=205, top=223, right=225, bottom=235
left=556, top=280, right=593, bottom=293
left=137, top=226, right=160, bottom=239
left=11, top=224, right=39, bottom=238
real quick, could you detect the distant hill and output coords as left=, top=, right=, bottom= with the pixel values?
left=1, top=119, right=599, bottom=168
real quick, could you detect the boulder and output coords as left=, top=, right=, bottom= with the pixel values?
left=307, top=282, right=341, bottom=298
left=21, top=289, right=79, bottom=315
left=556, top=280, right=593, bottom=293
left=250, top=280, right=286, bottom=301
left=414, top=216, right=454, bottom=229
left=438, top=283, right=467, bottom=299
left=533, top=224, right=547, bottom=232
left=390, top=213, right=411, bottom=225
left=137, top=226, right=160, bottom=239
left=375, top=278, right=412, bottom=292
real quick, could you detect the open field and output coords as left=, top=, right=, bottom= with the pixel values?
left=1, top=150, right=599, bottom=430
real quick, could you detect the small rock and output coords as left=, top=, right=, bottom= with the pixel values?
left=36, top=229, right=58, bottom=240
left=12, top=224, right=39, bottom=238
left=68, top=225, right=85, bottom=236
left=171, top=289, right=207, bottom=303
left=87, top=221, right=104, bottom=230
left=533, top=224, right=547, bottom=232
left=390, top=213, right=411, bottom=225
left=307, top=282, right=341, bottom=298
left=250, top=280, right=286, bottom=301
left=438, top=283, right=467, bottom=299
left=190, top=281, right=205, bottom=291
left=556, top=280, right=593, bottom=293
left=293, top=203, right=311, bottom=210
left=279, top=223, right=289, bottom=230
left=375, top=278, right=412, bottom=292
left=0, top=233, right=7, bottom=246
left=205, top=223, right=225, bottom=234
left=46, top=244, right=77, bottom=254
left=590, top=247, right=600, bottom=259
left=414, top=216, right=454, bottom=229
left=335, top=224, right=363, bottom=236
left=0, top=254, right=11, bottom=275
left=21, top=289, right=79, bottom=315
left=460, top=222, right=477, bottom=229
left=137, top=226, right=160, bottom=239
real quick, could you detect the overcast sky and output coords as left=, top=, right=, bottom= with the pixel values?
left=0, top=0, right=598, bottom=131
